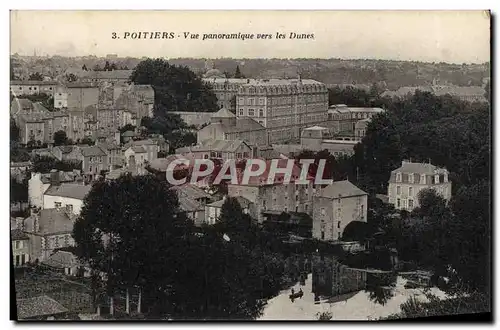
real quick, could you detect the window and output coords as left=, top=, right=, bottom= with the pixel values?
left=321, top=208, right=326, bottom=216
left=408, top=199, right=414, bottom=209
left=305, top=204, right=308, bottom=212
left=210, top=152, right=216, bottom=158
left=243, top=152, right=249, bottom=158
left=396, top=173, right=402, bottom=182
left=420, top=174, right=426, bottom=184
left=259, top=109, right=264, bottom=117
left=263, top=200, right=266, bottom=210
left=15, top=255, right=20, bottom=266
left=239, top=109, right=244, bottom=116
left=284, top=207, right=288, bottom=212
left=295, top=206, right=298, bottom=212
left=409, top=187, right=413, bottom=197
left=66, top=204, right=73, bottom=213
left=21, top=254, right=26, bottom=265
left=337, top=221, right=341, bottom=229
left=54, top=202, right=62, bottom=209
left=321, top=231, right=325, bottom=240
left=295, top=195, right=299, bottom=201
left=248, top=109, right=255, bottom=116
left=89, top=166, right=92, bottom=172
left=259, top=98, right=264, bottom=105
left=397, top=198, right=401, bottom=208
left=435, top=174, right=440, bottom=184
left=54, top=236, right=59, bottom=248
left=396, top=186, right=401, bottom=195
left=409, top=173, right=414, bottom=183
left=236, top=153, right=242, bottom=159
left=15, top=241, right=20, bottom=249
left=216, top=152, right=222, bottom=158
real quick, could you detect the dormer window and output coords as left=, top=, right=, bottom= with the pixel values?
left=420, top=174, right=426, bottom=184
left=396, top=173, right=402, bottom=183
left=443, top=173, right=449, bottom=183
left=408, top=173, right=414, bottom=184
left=435, top=174, right=440, bottom=184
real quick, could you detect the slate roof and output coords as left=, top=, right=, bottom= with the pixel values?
left=170, top=183, right=211, bottom=200
left=41, top=251, right=79, bottom=269
left=212, top=107, right=236, bottom=118
left=16, top=296, right=68, bottom=319
left=391, top=161, right=442, bottom=175
left=317, top=180, right=367, bottom=199
left=207, top=196, right=252, bottom=209
left=11, top=229, right=29, bottom=241
left=25, top=209, right=75, bottom=235
left=177, top=195, right=203, bottom=212
left=39, top=171, right=82, bottom=184
left=121, top=130, right=135, bottom=137
left=179, top=139, right=249, bottom=154
left=129, top=146, right=146, bottom=153
left=148, top=155, right=193, bottom=172
left=44, top=183, right=92, bottom=200
left=303, top=125, right=328, bottom=131
left=226, top=117, right=266, bottom=133
left=80, top=146, right=106, bottom=157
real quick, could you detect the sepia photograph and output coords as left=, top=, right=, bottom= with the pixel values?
left=8, top=9, right=491, bottom=321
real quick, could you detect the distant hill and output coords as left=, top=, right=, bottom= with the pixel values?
left=12, top=55, right=490, bottom=91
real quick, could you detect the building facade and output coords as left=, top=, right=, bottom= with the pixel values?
left=312, top=180, right=368, bottom=242
left=387, top=160, right=452, bottom=211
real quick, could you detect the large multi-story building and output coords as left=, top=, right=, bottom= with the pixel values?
left=202, top=77, right=329, bottom=144
left=235, top=78, right=329, bottom=143
left=313, top=180, right=368, bottom=242
left=327, top=105, right=385, bottom=137
left=10, top=80, right=58, bottom=97
left=66, top=82, right=99, bottom=109
left=227, top=159, right=314, bottom=223
left=387, top=160, right=452, bottom=211
left=176, top=139, right=253, bottom=162
left=197, top=108, right=268, bottom=147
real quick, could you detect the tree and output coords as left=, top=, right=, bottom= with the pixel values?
left=119, top=124, right=136, bottom=134
left=73, top=174, right=277, bottom=319
left=229, top=95, right=237, bottom=113
left=66, top=73, right=78, bottom=82
left=110, top=63, right=118, bottom=71
left=93, top=64, right=101, bottom=71
left=104, top=61, right=111, bottom=71
left=234, top=65, right=244, bottom=79
left=80, top=137, right=94, bottom=145
left=10, top=118, right=20, bottom=142
left=53, top=130, right=68, bottom=146
left=82, top=64, right=88, bottom=71
left=130, top=58, right=218, bottom=113
left=28, top=72, right=44, bottom=81
left=73, top=174, right=191, bottom=312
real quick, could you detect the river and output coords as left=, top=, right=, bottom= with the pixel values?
left=259, top=253, right=450, bottom=320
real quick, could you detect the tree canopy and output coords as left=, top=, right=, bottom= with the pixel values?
left=72, top=175, right=285, bottom=319
left=28, top=72, right=43, bottom=81
left=53, top=130, right=68, bottom=146
left=130, top=58, right=218, bottom=113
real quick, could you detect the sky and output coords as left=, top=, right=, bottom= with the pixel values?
left=10, top=10, right=491, bottom=64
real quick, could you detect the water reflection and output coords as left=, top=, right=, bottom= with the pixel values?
left=309, top=252, right=397, bottom=306
left=365, top=273, right=397, bottom=306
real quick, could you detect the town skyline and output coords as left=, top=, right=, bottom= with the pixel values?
left=10, top=10, right=491, bottom=64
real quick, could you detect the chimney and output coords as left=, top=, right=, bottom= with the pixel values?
left=50, top=169, right=61, bottom=186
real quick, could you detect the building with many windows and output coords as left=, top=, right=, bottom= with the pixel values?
left=313, top=180, right=368, bottom=242
left=387, top=160, right=452, bottom=211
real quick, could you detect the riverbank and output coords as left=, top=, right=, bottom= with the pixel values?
left=258, top=274, right=450, bottom=320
